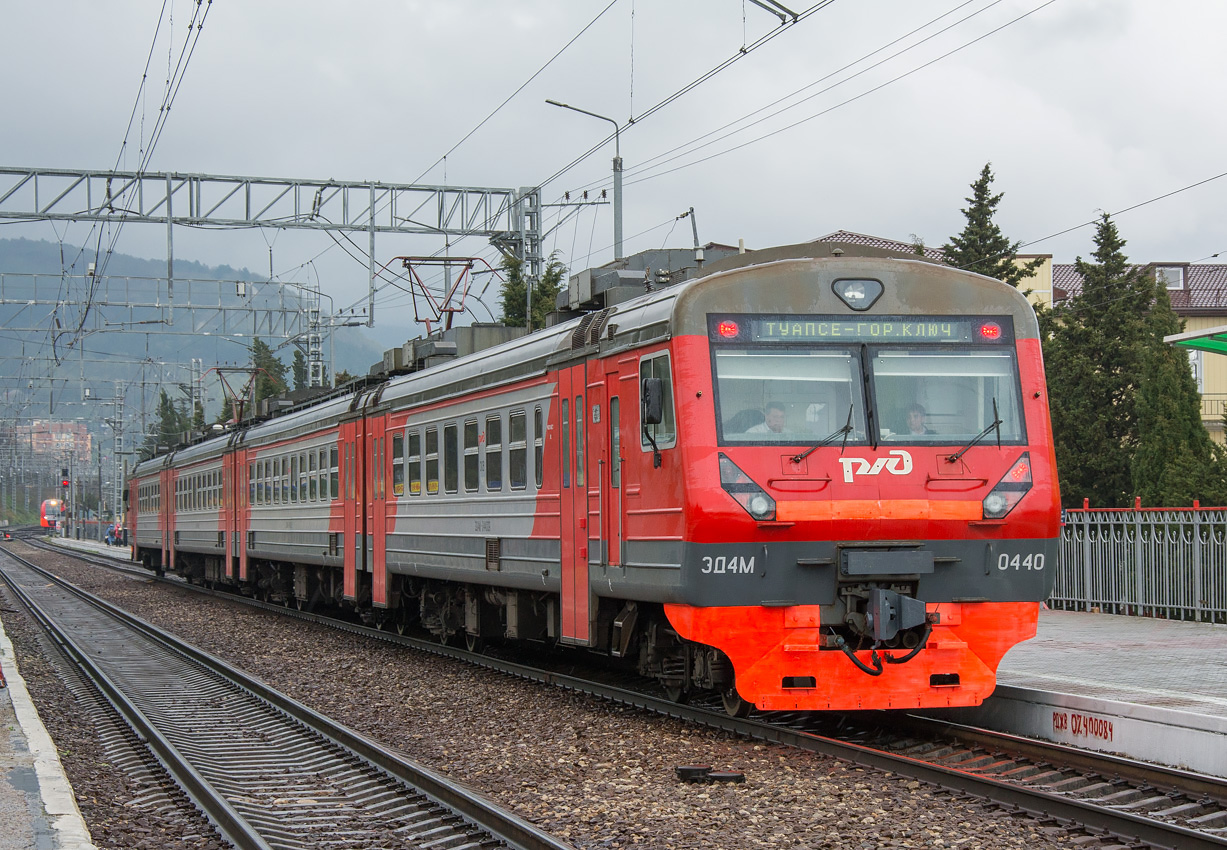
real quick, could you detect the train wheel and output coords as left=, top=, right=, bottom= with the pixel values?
left=721, top=686, right=753, bottom=718
left=664, top=684, right=689, bottom=705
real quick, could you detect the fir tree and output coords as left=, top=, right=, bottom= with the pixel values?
left=1044, top=214, right=1158, bottom=506
left=942, top=163, right=1043, bottom=288
left=499, top=252, right=566, bottom=330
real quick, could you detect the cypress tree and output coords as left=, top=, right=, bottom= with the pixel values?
left=291, top=349, right=308, bottom=391
left=1044, top=214, right=1154, bottom=507
left=250, top=337, right=288, bottom=404
left=942, top=163, right=1043, bottom=288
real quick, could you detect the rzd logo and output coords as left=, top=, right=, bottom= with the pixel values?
left=838, top=449, right=913, bottom=483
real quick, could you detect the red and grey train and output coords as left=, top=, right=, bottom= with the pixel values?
left=40, top=498, right=63, bottom=528
left=129, top=242, right=1060, bottom=714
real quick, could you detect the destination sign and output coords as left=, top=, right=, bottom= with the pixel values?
left=710, top=315, right=1013, bottom=345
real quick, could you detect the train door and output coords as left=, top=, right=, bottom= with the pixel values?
left=559, top=363, right=592, bottom=645
left=234, top=447, right=249, bottom=582
left=369, top=412, right=388, bottom=609
left=160, top=466, right=173, bottom=571
left=341, top=416, right=361, bottom=602
left=221, top=452, right=233, bottom=580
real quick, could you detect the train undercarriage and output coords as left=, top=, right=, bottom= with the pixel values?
left=140, top=547, right=751, bottom=714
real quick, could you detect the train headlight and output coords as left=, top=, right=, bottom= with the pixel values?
left=719, top=453, right=776, bottom=521
left=982, top=453, right=1032, bottom=519
left=747, top=493, right=774, bottom=520
left=832, top=278, right=883, bottom=311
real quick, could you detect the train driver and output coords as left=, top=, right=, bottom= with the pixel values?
left=907, top=403, right=936, bottom=435
left=747, top=401, right=787, bottom=435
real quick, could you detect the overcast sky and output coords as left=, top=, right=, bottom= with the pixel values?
left=4, top=0, right=1226, bottom=350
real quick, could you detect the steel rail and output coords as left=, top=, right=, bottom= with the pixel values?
left=2, top=544, right=573, bottom=850
left=0, top=550, right=272, bottom=850
left=36, top=538, right=1227, bottom=849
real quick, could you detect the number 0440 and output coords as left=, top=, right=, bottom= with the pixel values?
left=998, top=553, right=1044, bottom=571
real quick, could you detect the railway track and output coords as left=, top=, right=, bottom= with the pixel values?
left=0, top=544, right=572, bottom=850
left=29, top=538, right=1227, bottom=849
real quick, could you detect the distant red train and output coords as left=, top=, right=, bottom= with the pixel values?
left=130, top=243, right=1061, bottom=714
left=40, top=499, right=63, bottom=528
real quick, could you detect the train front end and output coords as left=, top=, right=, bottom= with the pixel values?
left=662, top=252, right=1060, bottom=711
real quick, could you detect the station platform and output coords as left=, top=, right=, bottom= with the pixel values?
left=0, top=614, right=96, bottom=849
left=938, top=608, right=1227, bottom=777
left=43, top=535, right=129, bottom=560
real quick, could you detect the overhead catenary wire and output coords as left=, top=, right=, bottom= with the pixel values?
left=621, top=0, right=1059, bottom=189
left=564, top=0, right=994, bottom=198
left=408, top=0, right=621, bottom=187
left=537, top=0, right=838, bottom=190
left=53, top=0, right=215, bottom=365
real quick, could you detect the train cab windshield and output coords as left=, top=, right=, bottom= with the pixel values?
left=710, top=314, right=1025, bottom=446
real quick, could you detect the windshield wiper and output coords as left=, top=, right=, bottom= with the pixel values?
left=793, top=404, right=856, bottom=464
left=946, top=397, right=1002, bottom=464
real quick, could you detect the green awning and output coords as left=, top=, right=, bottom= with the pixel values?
left=1165, top=325, right=1227, bottom=355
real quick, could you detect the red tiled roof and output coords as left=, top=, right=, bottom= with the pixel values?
left=812, top=230, right=947, bottom=262
left=1052, top=264, right=1227, bottom=311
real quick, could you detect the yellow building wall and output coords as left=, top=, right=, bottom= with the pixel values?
left=1179, top=316, right=1227, bottom=443
left=1016, top=255, right=1054, bottom=310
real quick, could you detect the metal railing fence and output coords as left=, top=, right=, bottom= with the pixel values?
left=1052, top=503, right=1227, bottom=623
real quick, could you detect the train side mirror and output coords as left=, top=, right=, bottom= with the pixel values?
left=641, top=378, right=664, bottom=425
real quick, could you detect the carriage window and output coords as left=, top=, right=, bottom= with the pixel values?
left=316, top=449, right=325, bottom=501
left=510, top=410, right=527, bottom=490
left=281, top=456, right=290, bottom=504
left=871, top=349, right=1025, bottom=442
left=408, top=431, right=422, bottom=495
left=299, top=453, right=308, bottom=502
left=610, top=397, right=621, bottom=488
left=329, top=446, right=339, bottom=500
left=640, top=353, right=677, bottom=449
left=714, top=349, right=867, bottom=445
left=486, top=415, right=503, bottom=491
left=308, top=451, right=318, bottom=501
left=249, top=464, right=256, bottom=505
left=534, top=407, right=543, bottom=489
left=464, top=420, right=479, bottom=492
left=391, top=432, right=405, bottom=496
left=377, top=437, right=385, bottom=500
left=425, top=427, right=440, bottom=494
left=291, top=455, right=299, bottom=503
left=444, top=424, right=459, bottom=494
left=575, top=395, right=585, bottom=488
left=561, top=398, right=570, bottom=488
left=346, top=444, right=352, bottom=500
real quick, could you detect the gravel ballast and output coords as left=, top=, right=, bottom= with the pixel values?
left=6, top=545, right=1085, bottom=850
